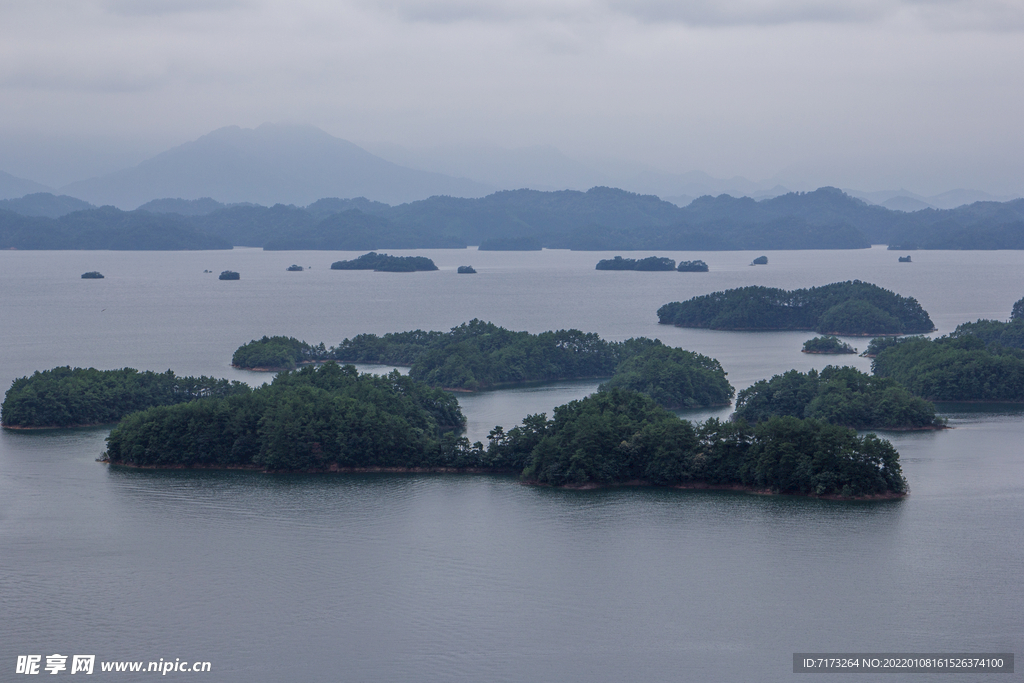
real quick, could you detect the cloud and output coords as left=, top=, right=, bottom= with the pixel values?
left=368, top=0, right=1024, bottom=29
left=103, top=0, right=249, bottom=17
left=607, top=0, right=886, bottom=27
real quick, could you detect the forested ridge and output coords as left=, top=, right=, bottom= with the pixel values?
left=5, top=186, right=1024, bottom=250
left=657, top=281, right=935, bottom=335
left=1, top=367, right=249, bottom=428
left=232, top=320, right=735, bottom=408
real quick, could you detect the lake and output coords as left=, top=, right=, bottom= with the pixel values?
left=1, top=246, right=1021, bottom=681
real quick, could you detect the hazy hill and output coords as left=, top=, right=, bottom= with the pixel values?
left=0, top=193, right=95, bottom=218
left=137, top=197, right=231, bottom=216
left=0, top=206, right=230, bottom=250
left=0, top=171, right=52, bottom=201
left=5, top=185, right=1024, bottom=251
left=59, top=124, right=495, bottom=209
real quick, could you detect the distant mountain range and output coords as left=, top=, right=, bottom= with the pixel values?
left=3, top=123, right=1019, bottom=212
left=0, top=171, right=52, bottom=201
left=4, top=185, right=1024, bottom=251
left=56, top=124, right=494, bottom=208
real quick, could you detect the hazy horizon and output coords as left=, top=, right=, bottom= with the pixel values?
left=2, top=1, right=1023, bottom=198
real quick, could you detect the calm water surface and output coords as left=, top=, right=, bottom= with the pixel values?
left=1, top=247, right=1021, bottom=681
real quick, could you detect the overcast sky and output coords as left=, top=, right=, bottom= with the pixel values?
left=1, top=0, right=1023, bottom=194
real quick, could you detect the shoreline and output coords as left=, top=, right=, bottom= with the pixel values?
left=102, top=460, right=904, bottom=499
left=801, top=350, right=856, bottom=355
left=3, top=422, right=115, bottom=430
left=660, top=323, right=936, bottom=336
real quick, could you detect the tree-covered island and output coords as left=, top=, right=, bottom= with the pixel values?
left=231, top=336, right=330, bottom=371
left=657, top=281, right=935, bottom=335
left=733, top=366, right=943, bottom=430
left=330, top=252, right=438, bottom=272
left=676, top=260, right=709, bottom=272
left=104, top=363, right=468, bottom=470
left=499, top=389, right=907, bottom=496
left=599, top=345, right=734, bottom=409
left=99, top=369, right=906, bottom=498
left=231, top=320, right=733, bottom=409
left=802, top=336, right=857, bottom=354
left=1, top=367, right=250, bottom=429
left=871, top=334, right=1024, bottom=402
left=595, top=256, right=676, bottom=271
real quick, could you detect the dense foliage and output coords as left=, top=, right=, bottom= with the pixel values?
left=595, top=256, right=676, bottom=271
left=600, top=346, right=734, bottom=409
left=104, top=363, right=468, bottom=470
left=331, top=320, right=664, bottom=391
left=329, top=252, right=438, bottom=272
left=872, top=335, right=1024, bottom=402
left=1, top=367, right=250, bottom=428
left=657, top=280, right=935, bottom=335
left=734, top=366, right=942, bottom=430
left=457, top=265, right=476, bottom=274
left=677, top=260, right=709, bottom=272
left=802, top=336, right=856, bottom=354
left=1013, top=296, right=1024, bottom=321
left=751, top=255, right=768, bottom=265
left=491, top=388, right=906, bottom=496
left=219, top=270, right=240, bottom=280
left=233, top=321, right=727, bottom=393
left=91, top=368, right=905, bottom=496
left=949, top=319, right=1024, bottom=350
left=232, top=336, right=329, bottom=370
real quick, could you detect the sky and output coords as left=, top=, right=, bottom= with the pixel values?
left=1, top=0, right=1023, bottom=194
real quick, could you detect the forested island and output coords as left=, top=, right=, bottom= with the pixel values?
left=871, top=335, right=1024, bottom=402
left=457, top=265, right=477, bottom=274
left=599, top=346, right=734, bottom=409
left=231, top=336, right=329, bottom=371
left=81, top=271, right=104, bottom=279
left=1, top=367, right=249, bottom=428
left=751, top=255, right=768, bottom=265
left=677, top=260, right=709, bottom=272
left=219, top=270, right=240, bottom=280
left=98, top=365, right=905, bottom=497
left=657, top=281, right=935, bottom=335
left=502, top=389, right=907, bottom=496
left=330, top=252, right=438, bottom=272
left=596, top=256, right=676, bottom=271
left=104, top=363, right=467, bottom=470
left=231, top=320, right=734, bottom=409
left=5, top=186, right=1024, bottom=251
left=802, top=336, right=856, bottom=354
left=733, top=366, right=943, bottom=430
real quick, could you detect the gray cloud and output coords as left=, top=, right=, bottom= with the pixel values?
left=103, top=0, right=249, bottom=17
